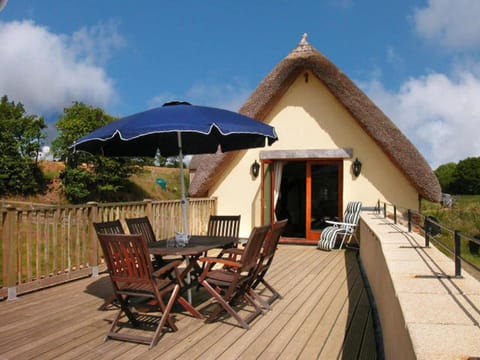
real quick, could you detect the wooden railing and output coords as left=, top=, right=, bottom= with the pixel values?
left=0, top=198, right=217, bottom=300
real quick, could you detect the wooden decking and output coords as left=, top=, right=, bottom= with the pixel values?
left=0, top=245, right=379, bottom=359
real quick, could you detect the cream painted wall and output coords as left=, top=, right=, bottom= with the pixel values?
left=209, top=71, right=419, bottom=237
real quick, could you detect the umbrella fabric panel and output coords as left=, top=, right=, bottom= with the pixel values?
left=73, top=130, right=272, bottom=157
left=72, top=104, right=278, bottom=157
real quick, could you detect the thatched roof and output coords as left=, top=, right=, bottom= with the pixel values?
left=189, top=34, right=441, bottom=202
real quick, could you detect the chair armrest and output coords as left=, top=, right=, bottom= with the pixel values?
left=219, top=248, right=243, bottom=261
left=325, top=220, right=357, bottom=228
left=325, top=220, right=342, bottom=226
left=198, top=256, right=242, bottom=268
left=152, top=259, right=183, bottom=278
left=220, top=248, right=244, bottom=258
left=221, top=248, right=243, bottom=255
left=238, top=237, right=249, bottom=245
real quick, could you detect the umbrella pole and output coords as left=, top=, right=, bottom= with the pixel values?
left=177, top=132, right=192, bottom=303
left=177, top=132, right=189, bottom=238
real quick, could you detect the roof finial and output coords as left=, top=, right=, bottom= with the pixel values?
left=289, top=32, right=315, bottom=56
left=300, top=33, right=308, bottom=45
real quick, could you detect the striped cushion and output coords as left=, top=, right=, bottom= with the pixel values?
left=317, top=201, right=362, bottom=251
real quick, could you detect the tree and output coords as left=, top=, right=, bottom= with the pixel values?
left=435, top=162, right=457, bottom=193
left=52, top=101, right=116, bottom=165
left=452, top=157, right=480, bottom=195
left=52, top=102, right=140, bottom=203
left=0, top=95, right=47, bottom=195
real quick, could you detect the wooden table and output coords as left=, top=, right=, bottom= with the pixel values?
left=149, top=235, right=237, bottom=302
left=149, top=235, right=236, bottom=257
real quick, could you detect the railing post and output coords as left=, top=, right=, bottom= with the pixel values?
left=3, top=206, right=18, bottom=300
left=393, top=205, right=397, bottom=224
left=454, top=230, right=462, bottom=277
left=383, top=203, right=387, bottom=218
left=424, top=216, right=430, bottom=247
left=144, top=199, right=153, bottom=221
left=407, top=209, right=412, bottom=232
left=87, top=202, right=99, bottom=277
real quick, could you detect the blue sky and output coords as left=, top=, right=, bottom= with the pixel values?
left=1, top=0, right=479, bottom=168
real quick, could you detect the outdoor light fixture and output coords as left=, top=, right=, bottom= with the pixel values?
left=352, top=158, right=362, bottom=177
left=251, top=160, right=260, bottom=178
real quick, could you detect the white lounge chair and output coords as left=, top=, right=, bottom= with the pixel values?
left=317, top=201, right=362, bottom=250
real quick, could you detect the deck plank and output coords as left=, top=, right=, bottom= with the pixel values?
left=275, top=252, right=359, bottom=359
left=317, top=271, right=364, bottom=359
left=255, top=255, right=349, bottom=359
left=341, top=288, right=372, bottom=359
left=0, top=245, right=379, bottom=359
left=212, top=250, right=341, bottom=359
left=298, top=256, right=363, bottom=359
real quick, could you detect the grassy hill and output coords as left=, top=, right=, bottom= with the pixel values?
left=3, top=161, right=185, bottom=205
left=422, top=195, right=480, bottom=268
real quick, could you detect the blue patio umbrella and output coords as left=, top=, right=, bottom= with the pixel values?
left=72, top=101, right=278, bottom=240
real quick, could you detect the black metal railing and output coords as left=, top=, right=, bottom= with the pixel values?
left=376, top=200, right=480, bottom=278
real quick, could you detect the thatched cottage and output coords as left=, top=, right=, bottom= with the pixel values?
left=189, top=34, right=441, bottom=243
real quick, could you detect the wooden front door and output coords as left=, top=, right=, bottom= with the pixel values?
left=306, top=161, right=343, bottom=240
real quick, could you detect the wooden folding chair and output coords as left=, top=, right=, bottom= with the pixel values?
left=219, top=220, right=288, bottom=310
left=97, top=233, right=182, bottom=349
left=198, top=224, right=270, bottom=330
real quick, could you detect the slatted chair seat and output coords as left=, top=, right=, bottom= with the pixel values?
left=202, top=268, right=238, bottom=285
left=317, top=201, right=362, bottom=251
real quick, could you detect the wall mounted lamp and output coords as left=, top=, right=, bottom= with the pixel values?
left=251, top=160, right=260, bottom=178
left=352, top=158, right=362, bottom=177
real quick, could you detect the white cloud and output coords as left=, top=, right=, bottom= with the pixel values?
left=413, top=0, right=480, bottom=50
left=0, top=20, right=123, bottom=116
left=150, top=79, right=252, bottom=112
left=69, top=20, right=125, bottom=65
left=362, top=68, right=480, bottom=169
left=386, top=46, right=405, bottom=71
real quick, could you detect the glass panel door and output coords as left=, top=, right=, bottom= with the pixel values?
left=274, top=162, right=306, bottom=237
left=306, top=161, right=342, bottom=240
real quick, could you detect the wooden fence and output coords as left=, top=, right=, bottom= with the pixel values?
left=0, top=198, right=217, bottom=300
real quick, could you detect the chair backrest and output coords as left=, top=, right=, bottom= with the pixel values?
left=125, top=216, right=157, bottom=244
left=262, top=219, right=288, bottom=261
left=97, top=233, right=153, bottom=285
left=207, top=215, right=241, bottom=238
left=93, top=219, right=125, bottom=235
left=239, top=225, right=270, bottom=273
left=343, top=201, right=362, bottom=226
